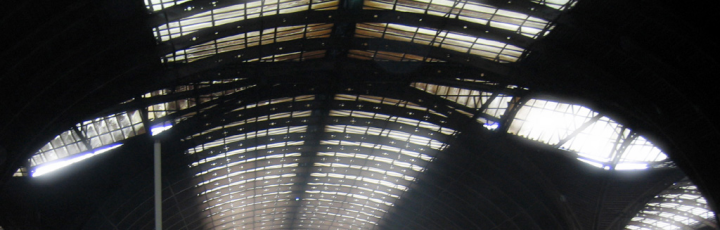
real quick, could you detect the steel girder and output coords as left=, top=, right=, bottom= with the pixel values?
left=148, top=0, right=564, bottom=26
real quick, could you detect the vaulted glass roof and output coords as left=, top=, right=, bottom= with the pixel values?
left=23, top=80, right=255, bottom=177
left=412, top=82, right=669, bottom=170
left=15, top=1, right=718, bottom=229
left=149, top=0, right=574, bottom=64
left=183, top=94, right=453, bottom=229
left=626, top=179, right=717, bottom=230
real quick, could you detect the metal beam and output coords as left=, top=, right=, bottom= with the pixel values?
left=154, top=140, right=162, bottom=230
left=94, top=78, right=260, bottom=117
left=553, top=113, right=604, bottom=148
left=175, top=60, right=513, bottom=86
left=149, top=0, right=565, bottom=27
left=155, top=10, right=534, bottom=58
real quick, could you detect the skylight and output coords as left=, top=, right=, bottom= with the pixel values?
left=30, top=110, right=145, bottom=168
left=32, top=144, right=124, bottom=177
left=411, top=82, right=670, bottom=170
left=163, top=24, right=333, bottom=63
left=184, top=95, right=453, bottom=229
left=364, top=0, right=555, bottom=38
left=411, top=82, right=514, bottom=118
left=24, top=81, right=255, bottom=177
left=356, top=23, right=525, bottom=63
left=148, top=0, right=338, bottom=41
left=510, top=99, right=668, bottom=169
left=626, top=179, right=717, bottom=230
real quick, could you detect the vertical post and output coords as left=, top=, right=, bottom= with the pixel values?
left=154, top=140, right=162, bottom=230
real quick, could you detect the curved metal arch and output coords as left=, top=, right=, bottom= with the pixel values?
left=157, top=9, right=535, bottom=55
left=354, top=37, right=515, bottom=75
left=164, top=83, right=481, bottom=143
left=329, top=100, right=460, bottom=130
left=155, top=11, right=335, bottom=55
left=164, top=84, right=323, bottom=137
left=356, top=85, right=477, bottom=121
left=174, top=99, right=457, bottom=148
left=99, top=78, right=261, bottom=117
left=172, top=103, right=459, bottom=153
left=150, top=0, right=564, bottom=24
left=182, top=60, right=513, bottom=88
left=167, top=38, right=334, bottom=78
left=163, top=41, right=514, bottom=85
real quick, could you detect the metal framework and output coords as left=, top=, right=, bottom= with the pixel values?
left=9, top=0, right=718, bottom=229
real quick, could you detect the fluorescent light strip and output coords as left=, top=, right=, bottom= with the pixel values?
left=32, top=144, right=124, bottom=177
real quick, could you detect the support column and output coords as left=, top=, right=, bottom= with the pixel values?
left=154, top=140, right=162, bottom=230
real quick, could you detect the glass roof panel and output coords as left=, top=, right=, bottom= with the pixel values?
left=509, top=99, right=669, bottom=169
left=411, top=83, right=669, bottom=170
left=150, top=0, right=338, bottom=41
left=164, top=24, right=333, bottom=63
left=411, top=82, right=512, bottom=119
left=355, top=23, right=524, bottom=63
left=626, top=179, right=717, bottom=230
left=364, top=0, right=552, bottom=38
left=509, top=99, right=599, bottom=146
left=185, top=95, right=450, bottom=229
left=23, top=80, right=256, bottom=177
left=29, top=110, right=145, bottom=168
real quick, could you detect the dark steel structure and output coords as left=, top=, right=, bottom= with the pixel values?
left=1, top=0, right=719, bottom=229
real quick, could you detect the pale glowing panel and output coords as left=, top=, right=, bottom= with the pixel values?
left=364, top=0, right=553, bottom=38
left=626, top=179, right=717, bottom=230
left=32, top=144, right=123, bottom=177
left=510, top=99, right=598, bottom=146
left=411, top=82, right=513, bottom=118
left=149, top=0, right=338, bottom=41
left=614, top=163, right=648, bottom=171
left=30, top=110, right=145, bottom=167
left=151, top=124, right=173, bottom=136
left=165, top=24, right=333, bottom=63
left=356, top=23, right=525, bottom=63
left=13, top=168, right=28, bottom=177
left=509, top=99, right=668, bottom=169
left=619, top=136, right=668, bottom=163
